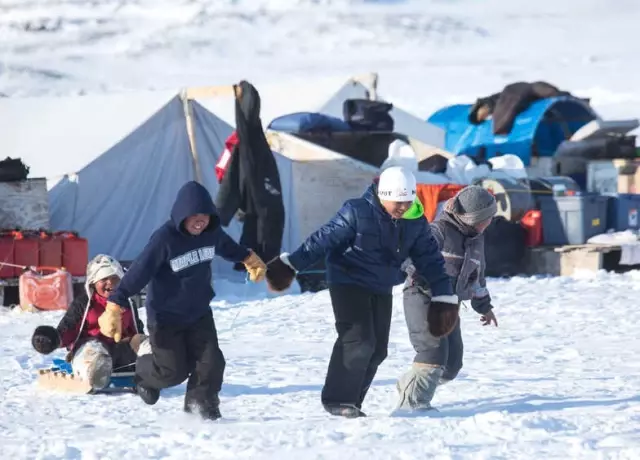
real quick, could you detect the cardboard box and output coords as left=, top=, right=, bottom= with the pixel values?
left=586, top=159, right=640, bottom=194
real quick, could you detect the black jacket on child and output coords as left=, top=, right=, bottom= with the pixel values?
left=109, top=181, right=250, bottom=326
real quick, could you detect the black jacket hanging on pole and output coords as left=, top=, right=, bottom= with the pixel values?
left=215, top=80, right=285, bottom=269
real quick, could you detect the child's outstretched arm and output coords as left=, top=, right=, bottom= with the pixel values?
left=211, top=227, right=251, bottom=263
left=265, top=202, right=357, bottom=293
left=108, top=232, right=168, bottom=308
left=471, top=237, right=494, bottom=315
left=408, top=222, right=453, bottom=298
left=56, top=295, right=88, bottom=349
left=212, top=227, right=266, bottom=282
left=31, top=295, right=86, bottom=354
left=103, top=232, right=168, bottom=342
left=287, top=202, right=357, bottom=272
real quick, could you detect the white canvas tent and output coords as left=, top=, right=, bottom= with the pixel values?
left=266, top=131, right=380, bottom=248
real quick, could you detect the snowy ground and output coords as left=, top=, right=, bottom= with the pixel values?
left=2, top=0, right=640, bottom=458
left=2, top=271, right=640, bottom=459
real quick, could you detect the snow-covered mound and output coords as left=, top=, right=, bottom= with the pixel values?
left=1, top=0, right=640, bottom=124
left=2, top=272, right=640, bottom=458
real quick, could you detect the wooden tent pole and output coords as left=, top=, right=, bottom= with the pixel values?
left=179, top=85, right=236, bottom=185
left=180, top=89, right=203, bottom=184
left=349, top=72, right=379, bottom=101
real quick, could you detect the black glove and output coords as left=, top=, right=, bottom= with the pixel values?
left=266, top=254, right=296, bottom=293
left=31, top=325, right=60, bottom=354
left=428, top=295, right=460, bottom=338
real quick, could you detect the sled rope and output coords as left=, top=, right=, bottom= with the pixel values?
left=297, top=269, right=326, bottom=275
left=112, top=362, right=135, bottom=372
left=225, top=273, right=251, bottom=334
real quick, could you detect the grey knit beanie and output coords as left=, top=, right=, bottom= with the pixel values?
left=446, top=185, right=497, bottom=226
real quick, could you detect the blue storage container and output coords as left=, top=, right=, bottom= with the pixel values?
left=607, top=194, right=640, bottom=231
left=539, top=194, right=609, bottom=245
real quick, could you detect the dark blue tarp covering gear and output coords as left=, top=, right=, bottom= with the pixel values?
left=427, top=97, right=597, bottom=166
left=267, top=111, right=352, bottom=133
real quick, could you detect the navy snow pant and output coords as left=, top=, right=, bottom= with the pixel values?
left=321, top=283, right=393, bottom=408
left=136, top=310, right=225, bottom=411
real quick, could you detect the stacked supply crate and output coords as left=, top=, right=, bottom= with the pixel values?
left=606, top=195, right=640, bottom=231
left=587, top=158, right=640, bottom=232
left=586, top=158, right=640, bottom=195
left=513, top=175, right=609, bottom=246
left=538, top=193, right=609, bottom=245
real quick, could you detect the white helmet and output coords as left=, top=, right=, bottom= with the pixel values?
left=377, top=166, right=417, bottom=202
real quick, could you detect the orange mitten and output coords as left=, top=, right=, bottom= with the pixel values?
left=243, top=250, right=267, bottom=282
left=98, top=302, right=123, bottom=342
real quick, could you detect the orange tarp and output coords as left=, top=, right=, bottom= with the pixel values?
left=417, top=183, right=465, bottom=222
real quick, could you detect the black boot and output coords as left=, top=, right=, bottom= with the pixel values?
left=323, top=403, right=367, bottom=418
left=185, top=394, right=222, bottom=421
left=201, top=405, right=222, bottom=421
left=135, top=380, right=160, bottom=405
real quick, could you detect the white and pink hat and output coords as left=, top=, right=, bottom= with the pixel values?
left=377, top=166, right=417, bottom=202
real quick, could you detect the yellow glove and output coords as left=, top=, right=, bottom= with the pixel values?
left=98, top=302, right=123, bottom=343
left=243, top=250, right=267, bottom=282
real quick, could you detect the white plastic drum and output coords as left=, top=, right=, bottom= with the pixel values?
left=474, top=177, right=535, bottom=222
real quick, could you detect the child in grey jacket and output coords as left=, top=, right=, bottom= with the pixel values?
left=395, top=185, right=499, bottom=412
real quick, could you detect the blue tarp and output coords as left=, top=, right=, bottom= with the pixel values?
left=427, top=97, right=597, bottom=166
left=267, top=111, right=352, bottom=133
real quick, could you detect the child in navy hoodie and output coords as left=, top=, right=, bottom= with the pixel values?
left=99, top=181, right=267, bottom=420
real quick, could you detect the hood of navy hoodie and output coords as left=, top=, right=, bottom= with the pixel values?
left=170, top=181, right=221, bottom=233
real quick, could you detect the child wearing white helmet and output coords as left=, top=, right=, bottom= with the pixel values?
left=31, top=254, right=146, bottom=391
left=264, top=166, right=457, bottom=418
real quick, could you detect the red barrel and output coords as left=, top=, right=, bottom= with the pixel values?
left=39, top=232, right=63, bottom=268
left=55, top=232, right=88, bottom=276
left=0, top=235, right=15, bottom=278
left=521, top=210, right=543, bottom=247
left=13, top=231, right=39, bottom=270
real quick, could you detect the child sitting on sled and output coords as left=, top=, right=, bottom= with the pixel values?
left=31, top=254, right=147, bottom=391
